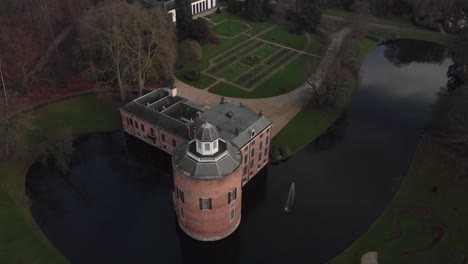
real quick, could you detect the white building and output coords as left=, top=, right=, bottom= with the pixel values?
left=164, top=0, right=217, bottom=22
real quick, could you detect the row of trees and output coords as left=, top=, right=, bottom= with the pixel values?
left=431, top=28, right=468, bottom=180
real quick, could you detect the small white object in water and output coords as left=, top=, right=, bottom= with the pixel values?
left=284, top=182, right=295, bottom=212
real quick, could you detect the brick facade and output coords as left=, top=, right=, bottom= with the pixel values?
left=120, top=111, right=185, bottom=155
left=240, top=125, right=272, bottom=186
left=173, top=167, right=243, bottom=241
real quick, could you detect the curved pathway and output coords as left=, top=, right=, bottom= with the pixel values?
left=176, top=27, right=351, bottom=137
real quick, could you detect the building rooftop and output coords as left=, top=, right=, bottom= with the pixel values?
left=199, top=103, right=272, bottom=148
left=173, top=140, right=241, bottom=180
left=120, top=89, right=204, bottom=139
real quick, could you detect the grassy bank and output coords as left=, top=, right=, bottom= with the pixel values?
left=272, top=38, right=379, bottom=157
left=0, top=94, right=124, bottom=264
left=329, top=139, right=468, bottom=263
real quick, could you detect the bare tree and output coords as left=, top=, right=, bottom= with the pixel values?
left=123, top=5, right=177, bottom=96
left=79, top=1, right=177, bottom=98
left=39, top=128, right=74, bottom=175
left=179, top=40, right=202, bottom=63
left=0, top=108, right=34, bottom=158
left=305, top=59, right=355, bottom=107
left=79, top=1, right=132, bottom=100
left=348, top=0, right=371, bottom=39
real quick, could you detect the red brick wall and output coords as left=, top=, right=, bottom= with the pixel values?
left=240, top=125, right=272, bottom=186
left=173, top=165, right=243, bottom=241
left=120, top=110, right=186, bottom=155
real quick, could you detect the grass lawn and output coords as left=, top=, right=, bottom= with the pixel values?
left=218, top=62, right=252, bottom=81
left=272, top=105, right=340, bottom=155
left=307, top=33, right=328, bottom=56
left=253, top=44, right=281, bottom=59
left=0, top=93, right=124, bottom=264
left=176, top=72, right=216, bottom=89
left=329, top=140, right=468, bottom=264
left=176, top=34, right=249, bottom=73
left=206, top=12, right=273, bottom=36
left=211, top=20, right=249, bottom=37
left=209, top=54, right=318, bottom=98
left=259, top=26, right=308, bottom=51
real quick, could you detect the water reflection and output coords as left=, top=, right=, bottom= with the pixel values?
left=26, top=40, right=453, bottom=264
left=384, top=39, right=448, bottom=67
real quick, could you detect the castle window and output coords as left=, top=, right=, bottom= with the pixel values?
left=150, top=128, right=154, bottom=136
left=177, top=188, right=184, bottom=203
left=230, top=208, right=235, bottom=221
left=259, top=141, right=263, bottom=150
left=266, top=136, right=269, bottom=145
left=244, top=154, right=248, bottom=164
left=161, top=133, right=166, bottom=142
left=129, top=118, right=133, bottom=126
left=180, top=207, right=185, bottom=219
left=243, top=166, right=247, bottom=175
left=258, top=153, right=262, bottom=161
left=135, top=120, right=139, bottom=129
left=199, top=198, right=212, bottom=210
left=251, top=148, right=255, bottom=157
left=265, top=147, right=268, bottom=156
left=140, top=123, right=145, bottom=131
left=205, top=143, right=210, bottom=151
left=251, top=130, right=256, bottom=138
left=250, top=159, right=254, bottom=169
left=228, top=189, right=237, bottom=204
left=172, top=139, right=177, bottom=147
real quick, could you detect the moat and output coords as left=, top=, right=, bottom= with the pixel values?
left=26, top=40, right=452, bottom=263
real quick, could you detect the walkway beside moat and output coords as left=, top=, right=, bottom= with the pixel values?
left=175, top=27, right=351, bottom=137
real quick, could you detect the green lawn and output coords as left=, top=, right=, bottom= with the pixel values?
left=0, top=93, right=124, bottom=264
left=209, top=54, right=318, bottom=98
left=218, top=62, right=252, bottom=81
left=253, top=44, right=281, bottom=59
left=329, top=140, right=468, bottom=264
left=206, top=12, right=273, bottom=36
left=211, top=20, right=249, bottom=37
left=259, top=26, right=308, bottom=51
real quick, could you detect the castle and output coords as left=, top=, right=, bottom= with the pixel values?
left=119, top=87, right=272, bottom=241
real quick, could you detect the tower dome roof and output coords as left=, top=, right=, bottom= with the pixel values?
left=196, top=122, right=219, bottom=142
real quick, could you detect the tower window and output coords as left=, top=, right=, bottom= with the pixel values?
left=250, top=159, right=254, bottom=169
left=244, top=154, right=248, bottom=164
left=172, top=139, right=177, bottom=147
left=150, top=128, right=154, bottom=136
left=161, top=133, right=166, bottom=142
left=230, top=208, right=235, bottom=221
left=135, top=121, right=139, bottom=129
left=205, top=143, right=210, bottom=151
left=228, top=189, right=237, bottom=204
left=259, top=141, right=263, bottom=150
left=213, top=140, right=218, bottom=149
left=177, top=188, right=184, bottom=203
left=140, top=123, right=145, bottom=131
left=258, top=153, right=262, bottom=161
left=180, top=207, right=185, bottom=219
left=199, top=198, right=212, bottom=210
left=266, top=136, right=269, bottom=144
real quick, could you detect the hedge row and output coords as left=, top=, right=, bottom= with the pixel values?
left=208, top=40, right=264, bottom=75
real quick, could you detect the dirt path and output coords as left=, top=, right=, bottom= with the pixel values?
left=176, top=27, right=351, bottom=137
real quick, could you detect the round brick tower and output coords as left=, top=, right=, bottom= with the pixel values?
left=172, top=122, right=242, bottom=241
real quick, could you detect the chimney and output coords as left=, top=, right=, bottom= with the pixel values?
left=220, top=96, right=225, bottom=104
left=235, top=128, right=241, bottom=136
left=188, top=123, right=197, bottom=139
left=195, top=111, right=202, bottom=119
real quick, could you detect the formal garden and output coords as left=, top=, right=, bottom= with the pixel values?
left=175, top=11, right=328, bottom=98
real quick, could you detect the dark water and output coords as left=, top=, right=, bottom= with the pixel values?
left=26, top=40, right=452, bottom=264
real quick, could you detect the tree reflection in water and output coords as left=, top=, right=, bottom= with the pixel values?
left=384, top=40, right=448, bottom=67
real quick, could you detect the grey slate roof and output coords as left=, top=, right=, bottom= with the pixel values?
left=120, top=100, right=191, bottom=139
left=164, top=0, right=204, bottom=11
left=173, top=140, right=241, bottom=180
left=196, top=122, right=219, bottom=142
left=199, top=103, right=273, bottom=148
